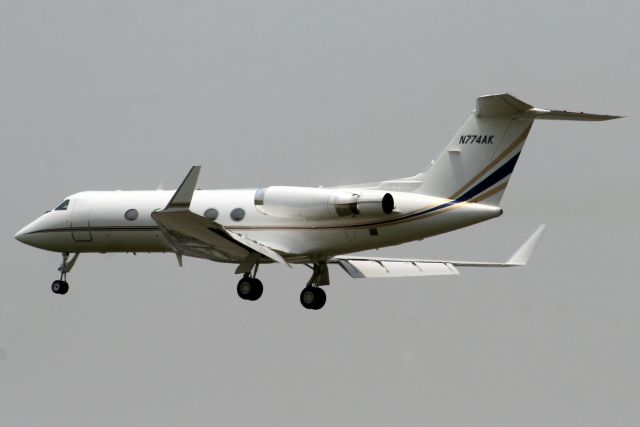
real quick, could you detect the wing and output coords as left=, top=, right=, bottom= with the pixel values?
left=332, top=225, right=546, bottom=278
left=151, top=166, right=289, bottom=267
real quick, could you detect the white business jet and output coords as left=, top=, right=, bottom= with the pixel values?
left=15, top=94, right=620, bottom=309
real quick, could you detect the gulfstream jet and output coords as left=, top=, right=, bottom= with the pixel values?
left=15, top=94, right=620, bottom=310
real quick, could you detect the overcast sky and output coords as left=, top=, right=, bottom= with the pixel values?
left=1, top=1, right=638, bottom=426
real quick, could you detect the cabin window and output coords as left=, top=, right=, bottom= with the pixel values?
left=124, top=209, right=139, bottom=221
left=54, top=200, right=70, bottom=211
left=230, top=208, right=245, bottom=221
left=204, top=208, right=219, bottom=220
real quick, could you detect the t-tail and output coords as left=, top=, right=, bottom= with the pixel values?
left=411, top=94, right=621, bottom=206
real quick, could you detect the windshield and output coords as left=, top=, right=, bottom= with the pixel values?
left=54, top=199, right=70, bottom=211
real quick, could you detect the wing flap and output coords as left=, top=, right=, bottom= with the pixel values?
left=337, top=259, right=459, bottom=279
left=152, top=210, right=251, bottom=262
left=225, top=229, right=290, bottom=266
left=333, top=225, right=546, bottom=279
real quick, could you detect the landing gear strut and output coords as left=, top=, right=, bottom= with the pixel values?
left=236, top=262, right=263, bottom=301
left=52, top=252, right=78, bottom=295
left=300, top=262, right=329, bottom=310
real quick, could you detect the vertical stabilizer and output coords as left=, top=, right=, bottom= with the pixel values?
left=412, top=94, right=620, bottom=206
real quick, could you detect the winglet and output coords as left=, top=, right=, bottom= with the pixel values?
left=506, top=224, right=547, bottom=266
left=165, top=166, right=201, bottom=210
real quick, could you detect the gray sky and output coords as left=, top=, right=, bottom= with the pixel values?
left=1, top=1, right=638, bottom=425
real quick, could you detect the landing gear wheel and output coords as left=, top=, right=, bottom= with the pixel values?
left=300, top=286, right=326, bottom=310
left=237, top=277, right=263, bottom=301
left=51, top=252, right=76, bottom=295
left=51, top=280, right=69, bottom=295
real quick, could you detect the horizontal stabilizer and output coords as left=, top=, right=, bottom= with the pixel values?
left=512, top=108, right=622, bottom=121
left=475, top=94, right=533, bottom=117
left=476, top=94, right=622, bottom=121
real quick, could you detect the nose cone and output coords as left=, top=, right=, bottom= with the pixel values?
left=15, top=221, right=38, bottom=246
left=15, top=212, right=72, bottom=251
left=15, top=214, right=60, bottom=249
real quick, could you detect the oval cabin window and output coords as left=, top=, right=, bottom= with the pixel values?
left=230, top=208, right=245, bottom=222
left=124, top=209, right=139, bottom=221
left=204, top=208, right=219, bottom=220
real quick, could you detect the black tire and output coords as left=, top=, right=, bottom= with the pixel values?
left=51, top=280, right=69, bottom=295
left=247, top=278, right=263, bottom=301
left=312, top=287, right=326, bottom=310
left=237, top=278, right=252, bottom=300
left=51, top=280, right=62, bottom=294
left=237, top=278, right=263, bottom=301
left=59, top=281, right=69, bottom=295
left=300, top=287, right=326, bottom=310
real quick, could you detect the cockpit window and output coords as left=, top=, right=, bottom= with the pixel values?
left=54, top=200, right=70, bottom=211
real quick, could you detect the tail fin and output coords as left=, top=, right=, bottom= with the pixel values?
left=413, top=94, right=621, bottom=206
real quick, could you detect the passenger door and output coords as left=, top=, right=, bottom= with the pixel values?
left=70, top=198, right=92, bottom=242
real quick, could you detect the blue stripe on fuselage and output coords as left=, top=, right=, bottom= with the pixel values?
left=410, top=152, right=521, bottom=217
left=457, top=152, right=521, bottom=202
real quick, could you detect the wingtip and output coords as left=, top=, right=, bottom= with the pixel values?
left=164, top=166, right=202, bottom=210
left=506, top=224, right=547, bottom=266
left=598, top=114, right=625, bottom=121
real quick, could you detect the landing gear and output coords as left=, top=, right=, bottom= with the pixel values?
left=237, top=276, right=263, bottom=301
left=300, top=261, right=330, bottom=310
left=52, top=252, right=78, bottom=295
left=51, top=280, right=69, bottom=295
left=236, top=260, right=263, bottom=301
left=300, top=286, right=326, bottom=310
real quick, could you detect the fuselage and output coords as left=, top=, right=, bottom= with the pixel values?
left=13, top=94, right=620, bottom=310
left=15, top=188, right=502, bottom=263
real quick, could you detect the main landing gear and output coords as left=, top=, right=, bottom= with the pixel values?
left=300, top=286, right=326, bottom=310
left=52, top=252, right=78, bottom=295
left=299, top=262, right=329, bottom=310
left=236, top=275, right=263, bottom=301
left=234, top=259, right=330, bottom=310
left=236, top=261, right=263, bottom=301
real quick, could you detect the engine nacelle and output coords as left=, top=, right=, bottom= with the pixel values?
left=254, top=186, right=394, bottom=220
left=355, top=191, right=395, bottom=216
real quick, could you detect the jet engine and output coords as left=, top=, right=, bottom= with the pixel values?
left=254, top=186, right=394, bottom=220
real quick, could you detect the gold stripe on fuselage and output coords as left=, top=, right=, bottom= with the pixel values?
left=468, top=181, right=508, bottom=204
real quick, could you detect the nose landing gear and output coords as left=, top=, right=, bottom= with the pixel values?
left=51, top=280, right=69, bottom=295
left=52, top=252, right=78, bottom=295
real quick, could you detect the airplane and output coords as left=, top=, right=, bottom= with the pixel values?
left=14, top=94, right=621, bottom=310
